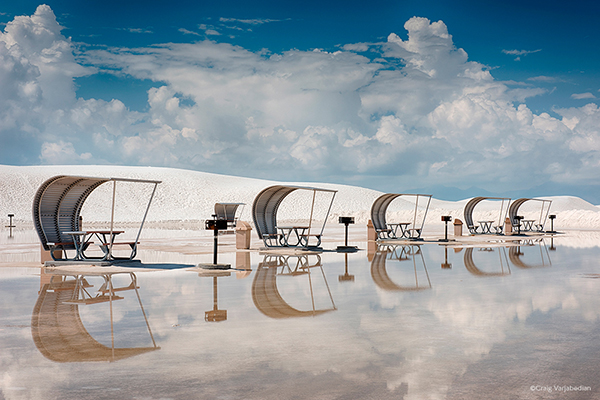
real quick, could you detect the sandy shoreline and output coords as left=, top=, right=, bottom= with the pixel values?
left=1, top=223, right=596, bottom=270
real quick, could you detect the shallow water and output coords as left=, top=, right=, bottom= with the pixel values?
left=0, top=233, right=599, bottom=399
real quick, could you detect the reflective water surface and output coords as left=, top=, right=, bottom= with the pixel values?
left=1, top=235, right=599, bottom=399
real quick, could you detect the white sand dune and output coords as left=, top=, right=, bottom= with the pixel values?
left=1, top=164, right=598, bottom=230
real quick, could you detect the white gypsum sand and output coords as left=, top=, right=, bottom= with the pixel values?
left=0, top=164, right=598, bottom=230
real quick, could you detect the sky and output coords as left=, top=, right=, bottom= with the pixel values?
left=1, top=1, right=600, bottom=201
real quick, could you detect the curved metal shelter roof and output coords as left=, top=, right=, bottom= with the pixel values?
left=33, top=175, right=160, bottom=251
left=33, top=176, right=107, bottom=250
left=215, top=202, right=245, bottom=229
left=508, top=198, right=552, bottom=228
left=214, top=203, right=244, bottom=221
left=463, top=197, right=511, bottom=232
left=31, top=274, right=158, bottom=362
left=251, top=185, right=337, bottom=241
left=370, top=193, right=432, bottom=234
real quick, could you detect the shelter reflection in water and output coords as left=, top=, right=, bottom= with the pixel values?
left=370, top=245, right=431, bottom=291
left=462, top=247, right=511, bottom=277
left=31, top=270, right=159, bottom=363
left=508, top=239, right=552, bottom=269
left=252, top=254, right=336, bottom=318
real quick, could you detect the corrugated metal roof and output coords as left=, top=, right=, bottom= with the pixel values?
left=33, top=176, right=110, bottom=250
left=251, top=185, right=338, bottom=240
left=369, top=193, right=432, bottom=233
left=214, top=203, right=244, bottom=221
left=463, top=196, right=511, bottom=230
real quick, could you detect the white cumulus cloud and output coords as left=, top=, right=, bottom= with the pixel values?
left=1, top=8, right=599, bottom=194
left=571, top=92, right=596, bottom=100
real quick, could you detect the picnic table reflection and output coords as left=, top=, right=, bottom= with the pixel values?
left=508, top=239, right=552, bottom=268
left=252, top=254, right=336, bottom=318
left=32, top=270, right=159, bottom=362
left=370, top=245, right=431, bottom=291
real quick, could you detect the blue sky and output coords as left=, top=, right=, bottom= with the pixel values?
left=1, top=1, right=600, bottom=201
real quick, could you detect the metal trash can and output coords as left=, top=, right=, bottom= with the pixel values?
left=453, top=218, right=463, bottom=237
left=367, top=219, right=377, bottom=241
left=504, top=217, right=512, bottom=235
left=235, top=221, right=252, bottom=249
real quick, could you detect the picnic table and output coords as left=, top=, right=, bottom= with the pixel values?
left=478, top=221, right=495, bottom=234
left=521, top=219, right=535, bottom=231
left=387, top=223, right=411, bottom=238
left=62, top=230, right=126, bottom=260
left=276, top=226, right=309, bottom=246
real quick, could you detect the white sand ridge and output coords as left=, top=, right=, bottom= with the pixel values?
left=0, top=164, right=598, bottom=230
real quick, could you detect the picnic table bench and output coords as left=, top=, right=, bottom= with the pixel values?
left=60, top=230, right=139, bottom=260
left=46, top=240, right=94, bottom=261
left=298, top=233, right=322, bottom=247
left=262, top=232, right=286, bottom=247
left=405, top=228, right=422, bottom=238
left=377, top=224, right=422, bottom=240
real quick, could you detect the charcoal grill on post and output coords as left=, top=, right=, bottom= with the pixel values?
left=337, top=216, right=357, bottom=252
left=205, top=215, right=229, bottom=267
left=6, top=214, right=15, bottom=238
